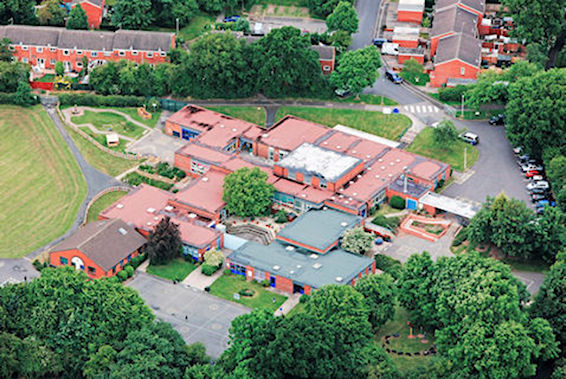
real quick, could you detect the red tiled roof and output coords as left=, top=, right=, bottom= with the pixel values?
left=411, top=161, right=443, bottom=179
left=273, top=178, right=306, bottom=196
left=297, top=186, right=332, bottom=204
left=172, top=217, right=220, bottom=248
left=100, top=184, right=172, bottom=232
left=346, top=139, right=390, bottom=163
left=176, top=143, right=233, bottom=164
left=317, top=131, right=360, bottom=153
left=174, top=170, right=226, bottom=214
left=260, top=116, right=330, bottom=151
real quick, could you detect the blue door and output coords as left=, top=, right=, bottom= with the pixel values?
left=270, top=276, right=276, bottom=288
left=407, top=198, right=417, bottom=210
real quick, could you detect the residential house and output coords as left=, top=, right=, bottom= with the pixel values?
left=69, top=0, right=105, bottom=29
left=429, top=33, right=482, bottom=87
left=397, top=0, right=425, bottom=24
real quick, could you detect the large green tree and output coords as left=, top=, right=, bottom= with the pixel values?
left=255, top=27, right=326, bottom=98
left=112, top=0, right=153, bottom=29
left=222, top=167, right=274, bottom=217
left=152, top=0, right=198, bottom=28
left=0, top=0, right=37, bottom=25
left=355, top=273, right=396, bottom=328
left=341, top=227, right=374, bottom=254
left=0, top=38, right=12, bottom=62
left=306, top=0, right=354, bottom=18
left=146, top=216, right=183, bottom=265
left=0, top=61, right=30, bottom=92
left=326, top=1, right=358, bottom=34
left=38, top=0, right=66, bottom=26
left=506, top=68, right=566, bottom=160
left=66, top=4, right=89, bottom=30
left=330, top=46, right=381, bottom=96
left=432, top=120, right=458, bottom=148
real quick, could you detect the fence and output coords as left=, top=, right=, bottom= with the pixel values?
left=159, top=98, right=189, bottom=112
left=30, top=81, right=54, bottom=91
left=56, top=105, right=144, bottom=161
left=82, top=186, right=133, bottom=226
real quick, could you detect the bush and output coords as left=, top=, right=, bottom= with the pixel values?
left=130, top=254, right=147, bottom=269
left=204, top=286, right=210, bottom=292
left=299, top=294, right=309, bottom=304
left=116, top=270, right=128, bottom=282
left=32, top=260, right=48, bottom=272
left=390, top=195, right=405, bottom=210
left=124, top=264, right=134, bottom=278
left=201, top=263, right=219, bottom=276
left=437, top=178, right=445, bottom=189
left=438, top=85, right=470, bottom=102
left=374, top=254, right=403, bottom=280
left=452, top=227, right=467, bottom=247
left=275, top=209, right=288, bottom=223
left=0, top=92, right=39, bottom=106
left=371, top=215, right=401, bottom=230
left=260, top=279, right=270, bottom=287
left=224, top=269, right=232, bottom=276
left=124, top=172, right=174, bottom=191
left=58, top=93, right=145, bottom=107
left=238, top=288, right=255, bottom=297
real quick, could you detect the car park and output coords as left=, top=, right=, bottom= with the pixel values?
left=521, top=164, right=544, bottom=172
left=527, top=181, right=549, bottom=191
left=385, top=70, right=403, bottom=84
left=517, top=154, right=530, bottom=165
left=459, top=132, right=479, bottom=145
left=489, top=114, right=506, bottom=125
left=529, top=187, right=549, bottom=195
left=530, top=175, right=544, bottom=182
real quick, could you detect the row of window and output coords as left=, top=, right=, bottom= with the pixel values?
left=59, top=257, right=96, bottom=274
left=14, top=45, right=166, bottom=58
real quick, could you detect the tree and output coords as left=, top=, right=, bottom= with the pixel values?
left=222, top=167, right=274, bottom=217
left=152, top=0, right=198, bottom=28
left=355, top=274, right=396, bottom=328
left=112, top=0, right=153, bottom=29
left=306, top=0, right=354, bottom=18
left=38, top=0, right=66, bottom=26
left=0, top=0, right=38, bottom=25
left=0, top=38, right=12, bottom=62
left=341, top=227, right=374, bottom=254
left=330, top=46, right=381, bottom=96
left=67, top=4, right=89, bottom=30
left=255, top=27, right=326, bottom=98
left=196, top=0, right=228, bottom=13
left=83, top=345, right=117, bottom=379
left=15, top=81, right=34, bottom=106
left=531, top=251, right=566, bottom=350
left=329, top=29, right=353, bottom=53
left=90, top=61, right=120, bottom=95
left=506, top=68, right=566, bottom=160
left=326, top=1, right=358, bottom=34
left=502, top=0, right=566, bottom=68
left=431, top=120, right=458, bottom=148
left=54, top=61, right=64, bottom=77
left=203, top=248, right=223, bottom=268
left=465, top=70, right=510, bottom=109
left=0, top=61, right=30, bottom=92
left=147, top=216, right=183, bottom=265
left=534, top=207, right=566, bottom=263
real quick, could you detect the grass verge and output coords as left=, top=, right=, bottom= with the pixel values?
left=338, top=94, right=398, bottom=106
left=209, top=273, right=287, bottom=311
left=275, top=106, right=411, bottom=141
left=147, top=258, right=198, bottom=281
left=86, top=190, right=129, bottom=223
left=206, top=105, right=266, bottom=125
left=0, top=105, right=87, bottom=258
left=406, top=128, right=479, bottom=171
left=179, top=13, right=216, bottom=41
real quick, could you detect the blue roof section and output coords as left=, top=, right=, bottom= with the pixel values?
left=276, top=209, right=362, bottom=252
left=228, top=241, right=374, bottom=289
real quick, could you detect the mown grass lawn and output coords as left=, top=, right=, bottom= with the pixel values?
left=406, top=128, right=479, bottom=171
left=147, top=258, right=198, bottom=281
left=206, top=105, right=266, bottom=125
left=79, top=127, right=130, bottom=152
left=113, top=108, right=161, bottom=128
left=63, top=123, right=140, bottom=177
left=0, top=105, right=87, bottom=258
left=86, top=190, right=129, bottom=223
left=339, top=94, right=398, bottom=106
left=209, top=273, right=287, bottom=311
left=275, top=106, right=412, bottom=140
left=72, top=110, right=145, bottom=139
left=179, top=13, right=216, bottom=41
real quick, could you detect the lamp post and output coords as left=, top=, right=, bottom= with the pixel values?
left=464, top=146, right=467, bottom=171
left=460, top=93, right=465, bottom=119
left=176, top=18, right=179, bottom=35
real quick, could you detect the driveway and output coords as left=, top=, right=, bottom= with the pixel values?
left=127, top=130, right=186, bottom=163
left=0, top=259, right=39, bottom=286
left=127, top=272, right=249, bottom=358
left=443, top=120, right=532, bottom=205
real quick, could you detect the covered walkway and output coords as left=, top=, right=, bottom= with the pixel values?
left=420, top=192, right=481, bottom=220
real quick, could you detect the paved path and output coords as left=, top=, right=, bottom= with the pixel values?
left=182, top=266, right=224, bottom=290
left=0, top=259, right=40, bottom=285
left=274, top=293, right=301, bottom=316
left=26, top=102, right=120, bottom=260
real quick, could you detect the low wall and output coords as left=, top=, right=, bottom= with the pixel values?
left=82, top=186, right=132, bottom=226
left=31, top=81, right=54, bottom=90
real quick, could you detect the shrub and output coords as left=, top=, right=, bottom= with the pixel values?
left=0, top=91, right=39, bottom=106
left=374, top=254, right=403, bottom=280
left=58, top=93, right=145, bottom=107
left=390, top=195, right=405, bottom=210
left=299, top=294, right=309, bottom=304
left=130, top=254, right=147, bottom=269
left=124, top=172, right=174, bottom=191
left=201, top=263, right=219, bottom=276
left=275, top=209, right=288, bottom=223
left=371, top=215, right=401, bottom=230
left=204, top=286, right=210, bottom=292
left=438, top=85, right=470, bottom=102
left=437, top=178, right=445, bottom=189
left=238, top=288, right=255, bottom=297
left=224, top=269, right=232, bottom=276
left=116, top=270, right=128, bottom=282
left=32, top=260, right=48, bottom=272
left=260, top=279, right=270, bottom=287
left=124, top=265, right=134, bottom=278
left=452, top=227, right=467, bottom=247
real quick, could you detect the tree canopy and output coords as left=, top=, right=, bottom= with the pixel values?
left=432, top=120, right=458, bottom=148
left=330, top=46, right=381, bottom=95
left=326, top=1, right=359, bottom=34
left=222, top=167, right=274, bottom=217
left=152, top=0, right=198, bottom=28
left=307, top=0, right=354, bottom=18
left=0, top=38, right=13, bottom=62
left=0, top=0, right=37, bottom=25
left=341, top=227, right=374, bottom=254
left=112, top=0, right=153, bottom=29
left=66, top=4, right=89, bottom=30
left=355, top=273, right=396, bottom=328
left=0, top=61, right=30, bottom=93
left=38, top=0, right=66, bottom=26
left=147, top=216, right=183, bottom=265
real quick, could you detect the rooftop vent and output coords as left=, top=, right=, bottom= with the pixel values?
left=357, top=174, right=362, bottom=178
left=323, top=141, right=328, bottom=145
left=232, top=128, right=237, bottom=132
left=381, top=166, right=386, bottom=170
left=366, top=154, right=371, bottom=158
left=367, top=167, right=372, bottom=171
left=188, top=213, right=197, bottom=219
left=164, top=205, right=174, bottom=212
left=116, top=204, right=124, bottom=209
left=272, top=265, right=280, bottom=271
left=153, top=216, right=159, bottom=221
left=340, top=222, right=348, bottom=227
left=323, top=206, right=328, bottom=210
left=396, top=159, right=401, bottom=163
left=336, top=145, right=341, bottom=149
left=390, top=162, right=395, bottom=166
left=118, top=227, right=128, bottom=235
left=378, top=158, right=383, bottom=162
left=301, top=194, right=307, bottom=198
left=352, top=150, right=357, bottom=153
left=146, top=222, right=153, bottom=226
left=286, top=246, right=295, bottom=251
left=146, top=207, right=156, bottom=213
left=296, top=264, right=302, bottom=269
left=403, top=166, right=408, bottom=170
left=353, top=192, right=357, bottom=196
left=220, top=124, right=225, bottom=128
left=202, top=177, right=209, bottom=182
left=344, top=200, right=349, bottom=204
left=310, top=254, right=319, bottom=260
left=335, top=276, right=343, bottom=282
left=313, top=263, right=322, bottom=269
left=348, top=197, right=353, bottom=201
left=331, top=196, right=336, bottom=200
left=375, top=175, right=380, bottom=178
left=388, top=174, right=393, bottom=177
left=262, top=133, right=269, bottom=138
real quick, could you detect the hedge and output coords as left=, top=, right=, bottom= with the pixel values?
left=0, top=92, right=40, bottom=106
left=451, top=227, right=467, bottom=247
left=124, top=172, right=174, bottom=191
left=116, top=270, right=128, bottom=282
left=130, top=254, right=147, bottom=269
left=202, top=263, right=219, bottom=276
left=390, top=195, right=405, bottom=210
left=374, top=254, right=403, bottom=280
left=58, top=93, right=145, bottom=107
left=124, top=265, right=134, bottom=278
left=371, top=215, right=401, bottom=230
left=438, top=85, right=470, bottom=102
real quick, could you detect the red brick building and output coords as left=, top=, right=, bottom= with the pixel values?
left=430, top=33, right=482, bottom=87
left=0, top=25, right=174, bottom=73
left=69, top=0, right=105, bottom=29
left=310, top=45, right=336, bottom=74
left=430, top=6, right=478, bottom=56
left=49, top=219, right=146, bottom=279
left=397, top=0, right=425, bottom=24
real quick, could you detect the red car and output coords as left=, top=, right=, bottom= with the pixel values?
left=525, top=170, right=541, bottom=178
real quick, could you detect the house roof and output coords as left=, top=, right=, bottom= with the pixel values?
left=173, top=170, right=226, bottom=215
left=52, top=219, right=146, bottom=271
left=176, top=143, right=234, bottom=165
left=435, top=33, right=482, bottom=66
left=276, top=143, right=362, bottom=183
left=276, top=209, right=361, bottom=252
left=0, top=25, right=173, bottom=52
left=71, top=0, right=104, bottom=7
left=431, top=6, right=478, bottom=38
left=310, top=44, right=335, bottom=60
left=260, top=116, right=331, bottom=152
left=172, top=217, right=220, bottom=248
left=228, top=241, right=373, bottom=289
left=398, top=0, right=425, bottom=12
left=393, top=26, right=420, bottom=41
left=435, top=0, right=485, bottom=14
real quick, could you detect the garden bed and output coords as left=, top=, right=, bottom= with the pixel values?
left=124, top=172, right=174, bottom=191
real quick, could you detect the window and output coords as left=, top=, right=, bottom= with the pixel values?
left=76, top=61, right=83, bottom=67
left=63, top=50, right=69, bottom=56
left=50, top=59, right=55, bottom=65
left=278, top=150, right=288, bottom=160
left=160, top=52, right=166, bottom=57
left=190, top=160, right=208, bottom=175
left=22, top=58, right=28, bottom=63
left=87, top=266, right=96, bottom=275
left=77, top=50, right=82, bottom=55
left=127, top=255, right=132, bottom=262
left=104, top=51, right=111, bottom=57
left=50, top=47, right=56, bottom=52
left=288, top=170, right=296, bottom=180
left=91, top=52, right=98, bottom=57
left=460, top=67, right=465, bottom=75
left=132, top=50, right=138, bottom=56
left=36, top=47, right=43, bottom=53
left=60, top=257, right=69, bottom=265
left=319, top=179, right=327, bottom=189
left=147, top=52, right=153, bottom=58
left=118, top=50, right=125, bottom=56
left=21, top=45, right=28, bottom=51
left=9, top=45, right=15, bottom=51
left=323, top=65, right=330, bottom=71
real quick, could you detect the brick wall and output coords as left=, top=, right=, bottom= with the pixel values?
left=397, top=10, right=423, bottom=24
left=275, top=275, right=294, bottom=294
left=430, top=60, right=479, bottom=87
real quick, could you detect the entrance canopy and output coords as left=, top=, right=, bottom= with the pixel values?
left=420, top=192, right=480, bottom=219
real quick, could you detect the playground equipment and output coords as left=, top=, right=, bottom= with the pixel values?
left=137, top=107, right=152, bottom=120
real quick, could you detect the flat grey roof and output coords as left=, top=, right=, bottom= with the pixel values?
left=228, top=241, right=374, bottom=289
left=388, top=178, right=429, bottom=199
left=276, top=143, right=362, bottom=183
left=420, top=192, right=480, bottom=219
left=276, top=209, right=361, bottom=252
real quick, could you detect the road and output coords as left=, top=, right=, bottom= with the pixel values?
left=351, top=0, right=381, bottom=50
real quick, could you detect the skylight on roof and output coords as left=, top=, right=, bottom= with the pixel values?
left=147, top=207, right=156, bottom=213
left=118, top=227, right=127, bottom=235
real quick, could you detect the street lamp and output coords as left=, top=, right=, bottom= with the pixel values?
left=460, top=94, right=465, bottom=119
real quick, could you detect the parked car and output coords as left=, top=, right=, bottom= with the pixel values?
left=522, top=163, right=544, bottom=172
left=517, top=154, right=530, bottom=165
left=530, top=175, right=545, bottom=182
left=459, top=132, right=479, bottom=145
left=385, top=70, right=403, bottom=84
left=525, top=170, right=542, bottom=178
left=531, top=194, right=548, bottom=202
left=224, top=15, right=241, bottom=22
left=334, top=88, right=351, bottom=98
left=372, top=38, right=390, bottom=47
left=513, top=146, right=522, bottom=155
left=536, top=199, right=555, bottom=208
left=529, top=187, right=549, bottom=195
left=527, top=181, right=550, bottom=191
left=489, top=114, right=506, bottom=125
